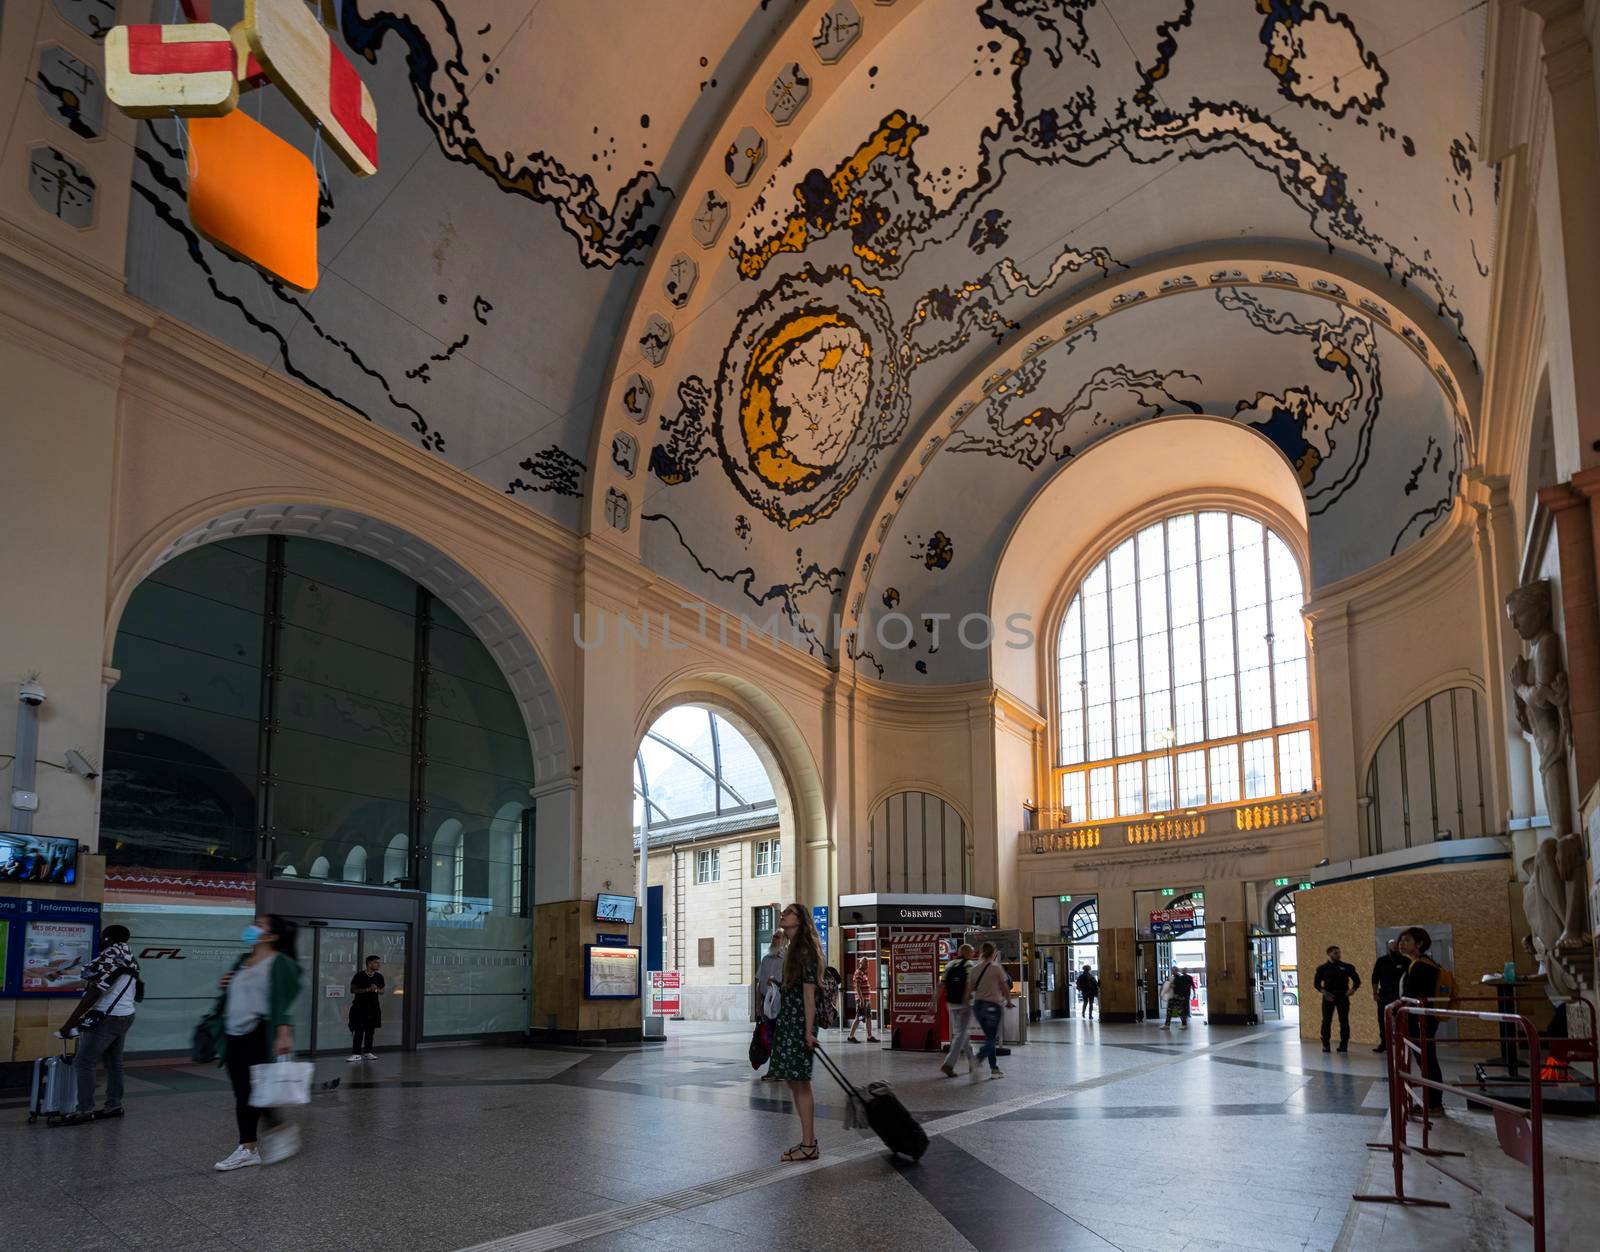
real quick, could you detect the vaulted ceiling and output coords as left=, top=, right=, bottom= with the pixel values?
left=128, top=0, right=1491, bottom=687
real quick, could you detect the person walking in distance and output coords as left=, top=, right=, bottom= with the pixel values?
left=347, top=954, right=385, bottom=1061
left=1370, top=938, right=1407, bottom=1053
left=1314, top=945, right=1362, bottom=1053
left=970, top=942, right=1013, bottom=1080
left=209, top=914, right=304, bottom=1171
left=940, top=943, right=976, bottom=1077
left=1161, top=967, right=1195, bottom=1030
left=55, top=924, right=140, bottom=1126
left=755, top=930, right=788, bottom=1080
left=845, top=954, right=878, bottom=1044
left=769, top=903, right=824, bottom=1161
left=1398, top=927, right=1448, bottom=1113
left=1075, top=963, right=1100, bottom=1019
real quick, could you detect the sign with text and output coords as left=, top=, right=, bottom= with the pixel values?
left=887, top=932, right=940, bottom=1051
left=812, top=905, right=829, bottom=954
left=1, top=897, right=101, bottom=998
left=1150, top=908, right=1198, bottom=939
left=648, top=969, right=681, bottom=1016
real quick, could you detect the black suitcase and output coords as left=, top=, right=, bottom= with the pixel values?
left=815, top=1044, right=928, bottom=1161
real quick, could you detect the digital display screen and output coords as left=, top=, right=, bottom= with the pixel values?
left=0, top=831, right=78, bottom=885
left=595, top=893, right=637, bottom=924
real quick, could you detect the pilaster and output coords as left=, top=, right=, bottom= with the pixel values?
left=1540, top=480, right=1600, bottom=804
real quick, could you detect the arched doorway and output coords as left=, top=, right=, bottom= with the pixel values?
left=1258, top=886, right=1301, bottom=1025
left=99, top=510, right=566, bottom=1055
left=632, top=701, right=788, bottom=1023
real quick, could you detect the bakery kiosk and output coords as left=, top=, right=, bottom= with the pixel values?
left=839, top=893, right=998, bottom=1049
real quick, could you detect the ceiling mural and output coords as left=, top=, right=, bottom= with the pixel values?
left=115, top=0, right=1491, bottom=685
left=124, top=0, right=799, bottom=531
left=854, top=282, right=1462, bottom=683
left=634, top=0, right=1488, bottom=672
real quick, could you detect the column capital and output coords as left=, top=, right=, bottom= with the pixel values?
left=1523, top=0, right=1595, bottom=87
left=1569, top=466, right=1600, bottom=499
left=1538, top=480, right=1588, bottom=513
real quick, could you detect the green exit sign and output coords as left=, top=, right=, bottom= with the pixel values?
left=1058, top=895, right=1072, bottom=903
left=1274, top=877, right=1290, bottom=887
left=1161, top=887, right=1175, bottom=897
left=1298, top=881, right=1314, bottom=891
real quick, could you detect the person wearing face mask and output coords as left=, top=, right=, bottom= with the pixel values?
left=209, top=914, right=304, bottom=1171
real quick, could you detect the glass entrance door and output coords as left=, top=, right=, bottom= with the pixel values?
left=290, top=919, right=410, bottom=1055
left=1254, top=935, right=1281, bottom=1020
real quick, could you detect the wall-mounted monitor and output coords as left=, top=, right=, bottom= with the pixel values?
left=595, top=893, right=637, bottom=924
left=0, top=831, right=78, bottom=885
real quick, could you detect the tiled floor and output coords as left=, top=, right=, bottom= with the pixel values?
left=2, top=1015, right=1591, bottom=1251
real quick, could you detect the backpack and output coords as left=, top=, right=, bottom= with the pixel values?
left=1433, top=963, right=1457, bottom=1006
left=815, top=968, right=840, bottom=1030
left=943, top=959, right=970, bottom=1005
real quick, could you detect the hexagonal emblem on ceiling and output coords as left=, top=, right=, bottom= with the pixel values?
left=690, top=189, right=730, bottom=248
left=664, top=253, right=698, bottom=309
left=812, top=2, right=862, bottom=64
left=724, top=126, right=766, bottom=186
left=620, top=373, right=653, bottom=424
left=765, top=63, right=812, bottom=126
left=610, top=430, right=639, bottom=478
left=639, top=314, right=672, bottom=366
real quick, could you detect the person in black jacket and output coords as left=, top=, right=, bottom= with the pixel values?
left=1075, top=964, right=1100, bottom=1019
left=347, top=955, right=385, bottom=1061
left=1369, top=938, right=1407, bottom=1053
left=1313, top=945, right=1361, bottom=1052
left=1398, top=927, right=1446, bottom=1111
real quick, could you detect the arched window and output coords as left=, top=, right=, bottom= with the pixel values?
left=308, top=856, right=331, bottom=880
left=1065, top=899, right=1099, bottom=976
left=868, top=791, right=967, bottom=892
left=1055, top=510, right=1314, bottom=824
left=1364, top=686, right=1488, bottom=855
left=342, top=845, right=368, bottom=884
left=1268, top=888, right=1296, bottom=934
left=633, top=706, right=778, bottom=836
left=383, top=834, right=409, bottom=887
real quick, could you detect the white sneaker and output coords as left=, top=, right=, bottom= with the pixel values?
left=990, top=1068, right=1005, bottom=1079
left=214, top=1145, right=261, bottom=1172
left=347, top=1054, right=363, bottom=1062
left=363, top=1052, right=378, bottom=1060
left=259, top=1123, right=300, bottom=1164
left=1181, top=1022, right=1189, bottom=1030
left=1160, top=1024, right=1170, bottom=1030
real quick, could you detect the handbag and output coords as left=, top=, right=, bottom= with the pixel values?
left=761, top=980, right=782, bottom=1021
left=249, top=1055, right=314, bottom=1107
left=748, top=1020, right=772, bottom=1070
left=61, top=969, right=135, bottom=1040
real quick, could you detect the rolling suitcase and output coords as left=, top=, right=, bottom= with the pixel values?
left=28, top=1050, right=78, bottom=1125
left=815, top=1044, right=928, bottom=1162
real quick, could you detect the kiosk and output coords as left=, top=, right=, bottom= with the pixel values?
left=839, top=893, right=998, bottom=1049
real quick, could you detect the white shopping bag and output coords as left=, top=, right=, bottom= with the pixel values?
left=249, top=1056, right=313, bottom=1107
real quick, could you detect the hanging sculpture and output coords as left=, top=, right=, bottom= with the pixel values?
left=103, top=0, right=378, bottom=291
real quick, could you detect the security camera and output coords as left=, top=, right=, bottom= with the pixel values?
left=64, top=749, right=99, bottom=781
left=18, top=680, right=46, bottom=707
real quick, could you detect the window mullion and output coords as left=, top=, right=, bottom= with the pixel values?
left=1230, top=515, right=1244, bottom=747
left=1263, top=532, right=1278, bottom=730
left=1133, top=531, right=1146, bottom=814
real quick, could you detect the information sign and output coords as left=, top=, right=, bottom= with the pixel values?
left=648, top=969, right=681, bottom=1016
left=887, top=932, right=940, bottom=1050
left=1149, top=907, right=1197, bottom=939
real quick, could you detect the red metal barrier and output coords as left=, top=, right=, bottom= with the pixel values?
left=1454, top=989, right=1599, bottom=1106
left=1354, top=998, right=1546, bottom=1252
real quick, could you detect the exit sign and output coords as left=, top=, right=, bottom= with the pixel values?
left=1274, top=877, right=1290, bottom=887
left=1161, top=887, right=1175, bottom=897
left=1058, top=895, right=1072, bottom=903
left=1298, top=881, right=1314, bottom=891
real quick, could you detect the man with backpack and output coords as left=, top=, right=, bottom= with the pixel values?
left=55, top=924, right=141, bottom=1126
left=939, top=943, right=976, bottom=1077
left=1075, top=963, right=1100, bottom=1019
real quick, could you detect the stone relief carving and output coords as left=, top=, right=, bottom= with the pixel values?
left=1506, top=580, right=1592, bottom=958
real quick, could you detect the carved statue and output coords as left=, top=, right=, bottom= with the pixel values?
left=1506, top=580, right=1591, bottom=954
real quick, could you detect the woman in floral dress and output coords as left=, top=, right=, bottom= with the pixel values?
left=770, top=902, right=823, bottom=1161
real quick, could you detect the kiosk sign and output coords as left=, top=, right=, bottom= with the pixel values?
left=648, top=970, right=681, bottom=1016
left=887, top=932, right=940, bottom=1050
left=1150, top=908, right=1197, bottom=939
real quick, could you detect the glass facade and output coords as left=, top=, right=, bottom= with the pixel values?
left=101, top=537, right=536, bottom=1050
left=1055, top=511, right=1315, bottom=822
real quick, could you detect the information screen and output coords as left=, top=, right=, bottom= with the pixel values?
left=0, top=831, right=78, bottom=885
left=584, top=944, right=640, bottom=999
left=595, top=893, right=637, bottom=924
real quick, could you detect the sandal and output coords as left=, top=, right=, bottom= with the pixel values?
left=781, top=1142, right=820, bottom=1162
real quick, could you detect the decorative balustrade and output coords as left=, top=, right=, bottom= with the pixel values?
left=1028, top=826, right=1101, bottom=853
left=1022, top=793, right=1322, bottom=856
left=1234, top=795, right=1323, bottom=830
left=1126, top=815, right=1206, bottom=844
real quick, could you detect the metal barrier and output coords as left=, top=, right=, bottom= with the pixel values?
left=1455, top=989, right=1599, bottom=1107
left=1354, top=999, right=1546, bottom=1251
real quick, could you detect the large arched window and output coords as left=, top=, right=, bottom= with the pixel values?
left=633, top=706, right=778, bottom=837
left=1055, top=510, right=1314, bottom=823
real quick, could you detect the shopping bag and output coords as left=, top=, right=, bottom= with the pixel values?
left=748, top=1020, right=772, bottom=1070
left=249, top=1056, right=313, bottom=1107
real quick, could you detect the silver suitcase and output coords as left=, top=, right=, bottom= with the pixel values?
left=28, top=1052, right=78, bottom=1124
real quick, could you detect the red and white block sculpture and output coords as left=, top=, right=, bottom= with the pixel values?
left=104, top=22, right=239, bottom=118
left=244, top=0, right=378, bottom=177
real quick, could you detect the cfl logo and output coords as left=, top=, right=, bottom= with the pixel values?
left=139, top=947, right=186, bottom=960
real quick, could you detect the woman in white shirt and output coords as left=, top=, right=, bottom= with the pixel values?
left=969, top=942, right=1013, bottom=1080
